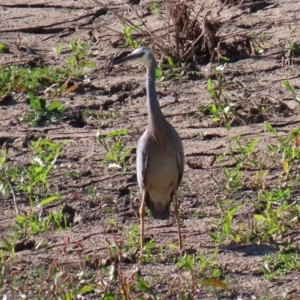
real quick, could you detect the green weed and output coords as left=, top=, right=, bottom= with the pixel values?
left=264, top=251, right=300, bottom=280
left=199, top=64, right=241, bottom=127
left=283, top=79, right=300, bottom=105
left=0, top=41, right=9, bottom=52
left=156, top=56, right=183, bottom=82
left=21, top=92, right=65, bottom=126
left=97, top=129, right=132, bottom=169
left=211, top=198, right=244, bottom=245
left=0, top=138, right=66, bottom=239
left=0, top=39, right=96, bottom=99
left=217, top=154, right=244, bottom=191
left=253, top=187, right=297, bottom=243
left=0, top=65, right=69, bottom=97
left=149, top=2, right=162, bottom=14
left=175, top=249, right=229, bottom=297
left=123, top=25, right=141, bottom=49
left=67, top=39, right=96, bottom=79
left=229, top=135, right=264, bottom=168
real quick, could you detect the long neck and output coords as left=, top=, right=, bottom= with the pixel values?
left=146, top=62, right=165, bottom=133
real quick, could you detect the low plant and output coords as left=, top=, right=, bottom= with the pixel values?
left=0, top=65, right=69, bottom=98
left=66, top=39, right=96, bottom=79
left=156, top=56, right=183, bottom=82
left=0, top=41, right=9, bottom=52
left=265, top=125, right=300, bottom=179
left=252, top=187, right=297, bottom=243
left=96, top=129, right=132, bottom=169
left=283, top=79, right=300, bottom=105
left=14, top=207, right=70, bottom=237
left=175, top=249, right=229, bottom=298
left=0, top=138, right=66, bottom=239
left=217, top=154, right=244, bottom=192
left=149, top=2, right=162, bottom=14
left=123, top=25, right=141, bottom=49
left=263, top=251, right=300, bottom=280
left=21, top=92, right=65, bottom=126
left=229, top=135, right=262, bottom=168
left=211, top=198, right=244, bottom=245
left=199, top=64, right=242, bottom=127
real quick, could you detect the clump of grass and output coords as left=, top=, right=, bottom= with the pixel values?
left=96, top=0, right=221, bottom=65
left=164, top=0, right=223, bottom=64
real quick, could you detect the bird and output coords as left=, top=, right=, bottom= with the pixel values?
left=113, top=47, right=185, bottom=251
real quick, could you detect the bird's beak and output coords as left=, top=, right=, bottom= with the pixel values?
left=113, top=52, right=144, bottom=65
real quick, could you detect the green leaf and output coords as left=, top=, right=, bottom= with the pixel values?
left=228, top=205, right=242, bottom=216
left=254, top=214, right=265, bottom=221
left=28, top=92, right=46, bottom=111
left=292, top=42, right=300, bottom=54
left=200, top=278, right=231, bottom=292
left=31, top=119, right=39, bottom=127
left=283, top=80, right=296, bottom=96
left=225, top=121, right=231, bottom=131
left=207, top=78, right=217, bottom=100
left=245, top=136, right=260, bottom=155
left=210, top=104, right=218, bottom=114
left=212, top=117, right=220, bottom=122
left=71, top=39, right=78, bottom=51
left=219, top=56, right=230, bottom=62
left=28, top=92, right=38, bottom=107
left=79, top=284, right=95, bottom=293
left=128, top=25, right=141, bottom=35
left=68, top=56, right=77, bottom=67
left=103, top=291, right=115, bottom=300
left=79, top=61, right=96, bottom=68
left=265, top=123, right=277, bottom=134
left=38, top=195, right=61, bottom=207
left=2, top=238, right=13, bottom=251
left=55, top=43, right=62, bottom=55
left=105, top=129, right=129, bottom=139
left=234, top=79, right=244, bottom=88
left=124, top=26, right=131, bottom=38
left=0, top=148, right=7, bottom=166
left=122, top=148, right=132, bottom=157
left=39, top=98, right=46, bottom=111
left=155, top=67, right=163, bottom=78
left=47, top=100, right=62, bottom=111
left=136, top=271, right=151, bottom=291
left=167, top=56, right=176, bottom=68
left=0, top=41, right=9, bottom=53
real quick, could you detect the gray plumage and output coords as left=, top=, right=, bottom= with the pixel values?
left=113, top=47, right=184, bottom=249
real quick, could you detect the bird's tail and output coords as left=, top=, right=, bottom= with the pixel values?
left=145, top=192, right=172, bottom=220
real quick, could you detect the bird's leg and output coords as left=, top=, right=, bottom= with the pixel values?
left=140, top=190, right=146, bottom=252
left=174, top=191, right=182, bottom=249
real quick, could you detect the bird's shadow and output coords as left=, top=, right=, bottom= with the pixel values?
left=220, top=244, right=278, bottom=256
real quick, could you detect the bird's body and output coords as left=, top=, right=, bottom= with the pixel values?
left=137, top=122, right=183, bottom=219
left=113, top=47, right=184, bottom=250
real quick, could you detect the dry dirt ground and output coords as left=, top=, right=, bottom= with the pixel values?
left=1, top=0, right=300, bottom=299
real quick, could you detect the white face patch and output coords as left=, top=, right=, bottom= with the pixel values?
left=132, top=47, right=152, bottom=68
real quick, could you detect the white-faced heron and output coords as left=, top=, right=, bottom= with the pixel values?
left=113, top=47, right=185, bottom=250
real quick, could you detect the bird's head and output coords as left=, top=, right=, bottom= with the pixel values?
left=113, top=47, right=154, bottom=69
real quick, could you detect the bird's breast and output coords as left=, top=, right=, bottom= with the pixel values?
left=144, top=152, right=179, bottom=201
